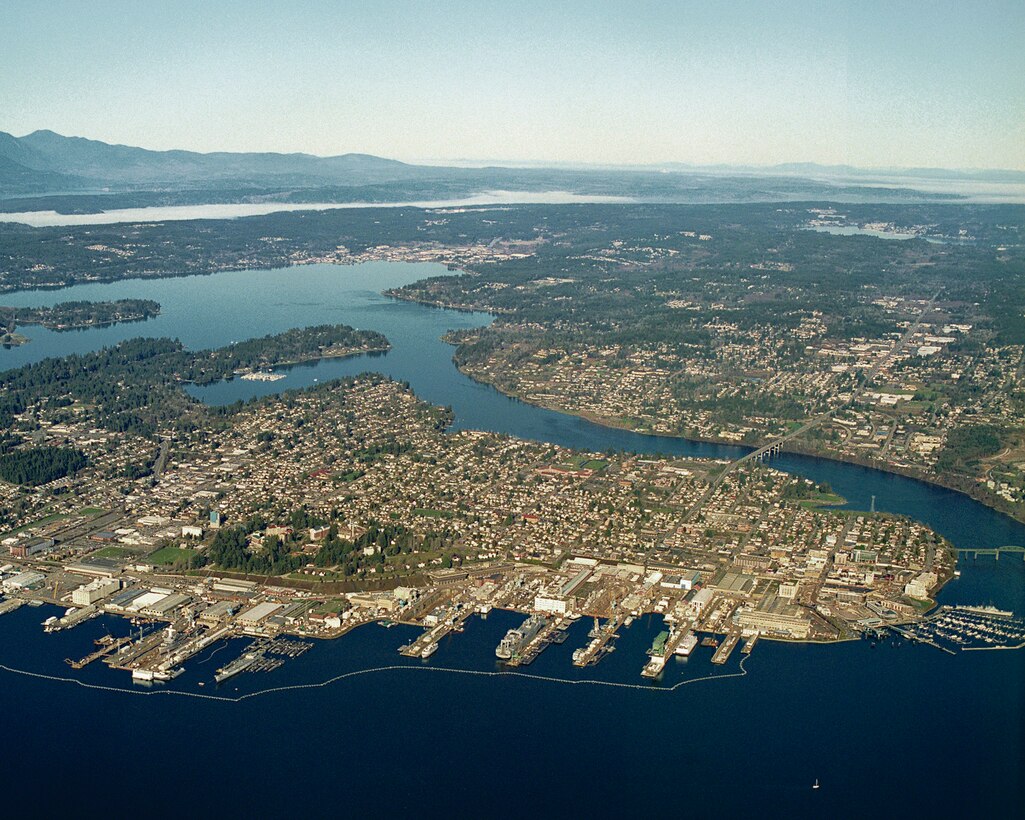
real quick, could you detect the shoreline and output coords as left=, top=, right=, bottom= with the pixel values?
left=178, top=343, right=392, bottom=385
left=448, top=358, right=1025, bottom=527
left=2, top=265, right=1020, bottom=527
left=15, top=312, right=160, bottom=332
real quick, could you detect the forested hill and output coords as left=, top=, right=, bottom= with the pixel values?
left=0, top=324, right=389, bottom=436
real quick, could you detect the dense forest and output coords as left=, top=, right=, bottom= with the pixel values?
left=935, top=424, right=1005, bottom=473
left=0, top=446, right=87, bottom=486
left=204, top=516, right=458, bottom=577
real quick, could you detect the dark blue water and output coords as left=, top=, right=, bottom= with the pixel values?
left=1, top=262, right=1023, bottom=817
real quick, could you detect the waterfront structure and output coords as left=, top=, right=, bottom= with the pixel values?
left=735, top=608, right=812, bottom=639
left=71, top=577, right=120, bottom=606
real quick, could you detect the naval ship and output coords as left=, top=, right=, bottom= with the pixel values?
left=495, top=614, right=547, bottom=660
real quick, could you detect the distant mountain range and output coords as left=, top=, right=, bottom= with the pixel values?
left=0, top=129, right=448, bottom=193
left=2, top=129, right=1022, bottom=203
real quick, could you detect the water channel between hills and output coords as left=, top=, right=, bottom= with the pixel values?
left=3, top=261, right=1023, bottom=567
left=1, top=261, right=1023, bottom=817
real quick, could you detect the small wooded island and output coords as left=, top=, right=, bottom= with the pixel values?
left=0, top=299, right=161, bottom=339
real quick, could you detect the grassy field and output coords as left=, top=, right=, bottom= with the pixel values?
left=798, top=491, right=847, bottom=508
left=90, top=546, right=140, bottom=559
left=2, top=511, right=67, bottom=537
left=559, top=454, right=609, bottom=471
left=148, top=545, right=194, bottom=565
left=311, top=598, right=348, bottom=615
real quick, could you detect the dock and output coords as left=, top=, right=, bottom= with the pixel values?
left=398, top=607, right=474, bottom=659
left=0, top=598, right=25, bottom=616
left=641, top=623, right=696, bottom=678
left=506, top=618, right=566, bottom=667
left=889, top=624, right=957, bottom=655
left=711, top=634, right=740, bottom=665
left=66, top=634, right=135, bottom=669
left=44, top=604, right=98, bottom=632
left=215, top=636, right=312, bottom=683
left=572, top=617, right=620, bottom=667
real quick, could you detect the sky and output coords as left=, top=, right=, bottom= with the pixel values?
left=2, top=1, right=1024, bottom=170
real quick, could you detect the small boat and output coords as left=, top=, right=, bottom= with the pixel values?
left=812, top=779, right=820, bottom=790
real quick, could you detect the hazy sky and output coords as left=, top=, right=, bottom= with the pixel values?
left=3, top=1, right=1024, bottom=169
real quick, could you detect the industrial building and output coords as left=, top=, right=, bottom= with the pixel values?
left=560, top=568, right=591, bottom=597
left=660, top=570, right=701, bottom=591
left=199, top=600, right=236, bottom=625
left=237, top=601, right=284, bottom=626
left=9, top=538, right=55, bottom=558
left=72, top=577, right=121, bottom=606
left=106, top=588, right=144, bottom=611
left=777, top=581, right=800, bottom=599
left=2, top=570, right=46, bottom=591
left=688, top=587, right=713, bottom=616
left=534, top=594, right=569, bottom=614
left=65, top=559, right=120, bottom=578
left=212, top=578, right=257, bottom=596
left=735, top=607, right=812, bottom=639
left=142, top=593, right=191, bottom=616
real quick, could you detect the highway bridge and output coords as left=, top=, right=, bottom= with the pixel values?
left=955, top=545, right=1025, bottom=560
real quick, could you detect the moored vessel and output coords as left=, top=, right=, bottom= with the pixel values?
left=496, top=614, right=547, bottom=660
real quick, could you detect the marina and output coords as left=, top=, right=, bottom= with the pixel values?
left=895, top=604, right=1025, bottom=653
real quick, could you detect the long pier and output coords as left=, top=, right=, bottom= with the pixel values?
left=889, top=624, right=957, bottom=655
left=66, top=635, right=135, bottom=669
left=505, top=618, right=565, bottom=667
